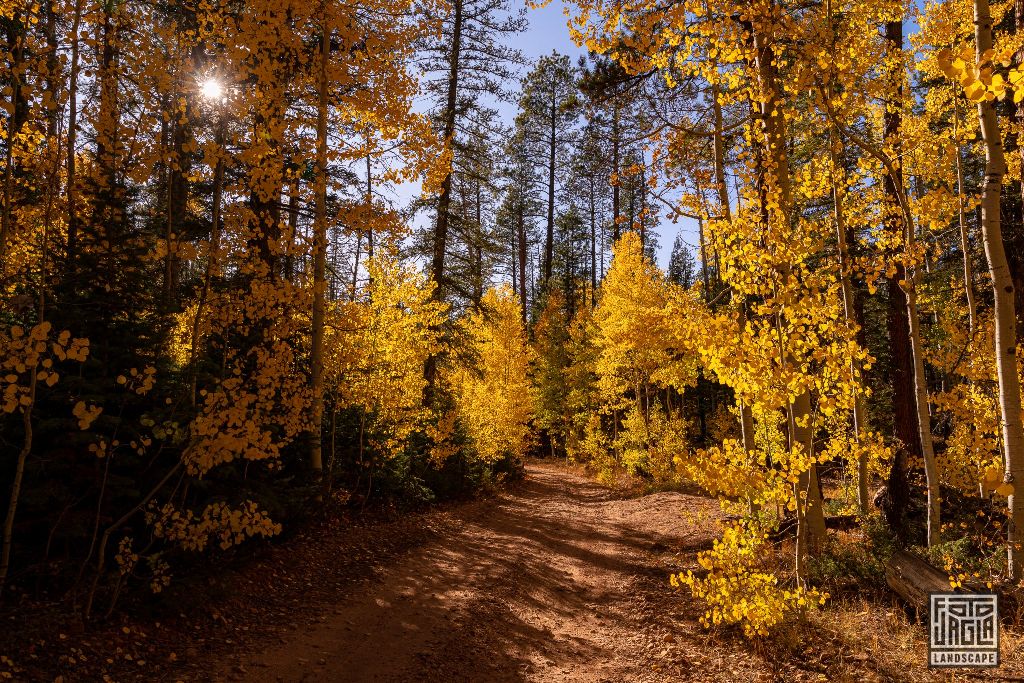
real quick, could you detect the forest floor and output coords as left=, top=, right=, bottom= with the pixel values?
left=5, top=460, right=1024, bottom=682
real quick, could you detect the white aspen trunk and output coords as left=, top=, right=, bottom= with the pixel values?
left=66, top=0, right=84, bottom=264
left=823, top=0, right=869, bottom=513
left=975, top=0, right=1024, bottom=579
left=752, top=17, right=825, bottom=580
left=905, top=274, right=941, bottom=546
left=953, top=94, right=977, bottom=332
left=711, top=73, right=756, bottom=458
left=829, top=134, right=870, bottom=514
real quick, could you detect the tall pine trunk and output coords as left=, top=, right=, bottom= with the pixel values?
left=424, top=0, right=463, bottom=397
left=611, top=106, right=620, bottom=241
left=881, top=19, right=925, bottom=543
left=518, top=201, right=528, bottom=322
left=880, top=18, right=940, bottom=546
left=543, top=82, right=555, bottom=284
left=590, top=174, right=597, bottom=305
left=431, top=0, right=462, bottom=290
left=308, top=17, right=330, bottom=474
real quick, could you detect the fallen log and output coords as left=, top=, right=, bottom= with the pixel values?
left=885, top=549, right=952, bottom=610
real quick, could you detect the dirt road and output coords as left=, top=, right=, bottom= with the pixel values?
left=206, top=462, right=984, bottom=683
left=9, top=461, right=1015, bottom=681
left=216, top=462, right=724, bottom=682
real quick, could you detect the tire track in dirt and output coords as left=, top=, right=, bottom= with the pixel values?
left=215, top=463, right=722, bottom=682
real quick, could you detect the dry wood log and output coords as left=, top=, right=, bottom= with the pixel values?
left=885, top=549, right=954, bottom=611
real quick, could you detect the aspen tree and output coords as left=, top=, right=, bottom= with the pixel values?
left=453, top=286, right=535, bottom=462
left=953, top=94, right=977, bottom=332
left=65, top=0, right=84, bottom=265
left=817, top=7, right=941, bottom=542
left=0, top=5, right=25, bottom=265
left=822, top=0, right=870, bottom=514
left=748, top=7, right=826, bottom=576
left=709, top=65, right=757, bottom=466
left=973, top=0, right=1024, bottom=578
left=905, top=200, right=943, bottom=547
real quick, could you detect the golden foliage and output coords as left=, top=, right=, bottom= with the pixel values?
left=672, top=521, right=827, bottom=637
left=146, top=500, right=282, bottom=552
left=452, top=286, right=535, bottom=464
left=326, top=250, right=447, bottom=459
left=2, top=322, right=88, bottom=413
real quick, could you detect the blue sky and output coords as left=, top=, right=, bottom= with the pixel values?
left=518, top=0, right=587, bottom=62
left=501, top=0, right=696, bottom=269
left=395, top=0, right=697, bottom=272
left=396, top=7, right=924, bottom=277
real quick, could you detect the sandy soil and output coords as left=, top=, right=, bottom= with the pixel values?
left=213, top=462, right=725, bottom=683
left=189, top=461, right=1024, bottom=683
left=13, top=460, right=1016, bottom=681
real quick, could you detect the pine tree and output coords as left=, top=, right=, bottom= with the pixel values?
left=667, top=235, right=696, bottom=289
left=516, top=52, right=580, bottom=290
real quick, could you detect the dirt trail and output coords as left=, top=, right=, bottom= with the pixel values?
left=8, top=461, right=1012, bottom=681
left=216, top=462, right=722, bottom=683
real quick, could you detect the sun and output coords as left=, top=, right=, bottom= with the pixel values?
left=200, top=78, right=224, bottom=101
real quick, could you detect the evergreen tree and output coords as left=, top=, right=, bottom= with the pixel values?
left=667, top=235, right=697, bottom=288
left=515, top=52, right=580, bottom=290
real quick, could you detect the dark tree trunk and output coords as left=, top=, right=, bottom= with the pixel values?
left=882, top=19, right=920, bottom=542
left=474, top=180, right=483, bottom=304
left=518, top=206, right=527, bottom=323
left=590, top=175, right=597, bottom=305
left=1012, top=0, right=1024, bottom=336
left=424, top=0, right=463, bottom=398
left=544, top=84, right=555, bottom=285
left=430, top=0, right=463, bottom=294
left=611, top=106, right=620, bottom=241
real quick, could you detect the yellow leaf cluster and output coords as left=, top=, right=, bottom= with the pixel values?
left=2, top=322, right=88, bottom=414
left=672, top=520, right=827, bottom=638
left=451, top=286, right=535, bottom=464
left=146, top=500, right=282, bottom=553
left=936, top=43, right=1024, bottom=103
left=325, top=251, right=447, bottom=460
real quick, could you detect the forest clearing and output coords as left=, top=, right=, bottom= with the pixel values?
left=8, top=0, right=1024, bottom=678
